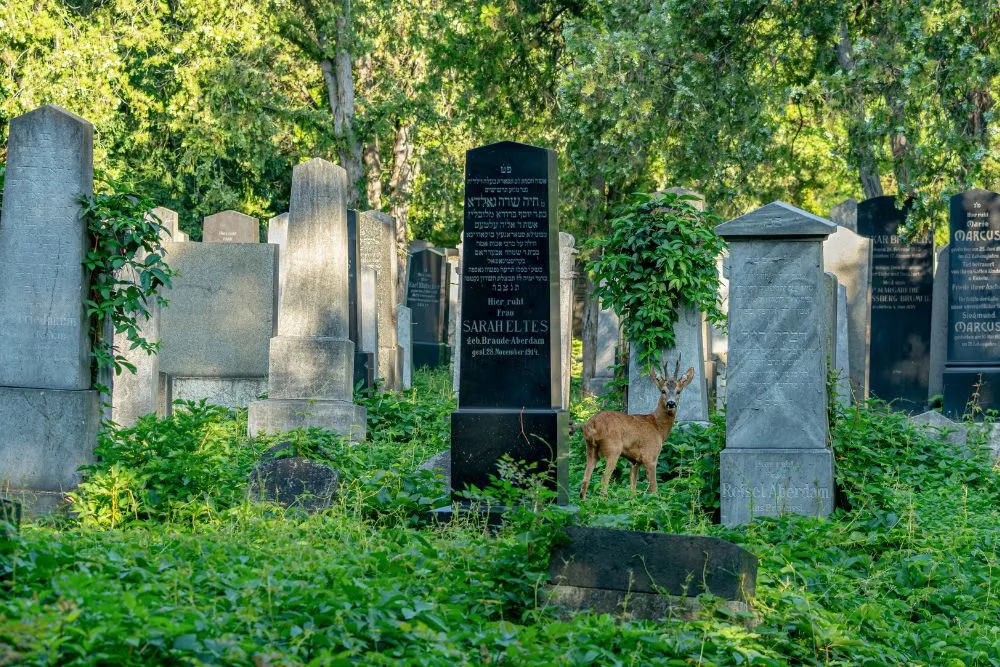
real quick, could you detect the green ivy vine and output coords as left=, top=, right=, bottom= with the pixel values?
left=81, top=191, right=175, bottom=390
left=583, top=191, right=727, bottom=379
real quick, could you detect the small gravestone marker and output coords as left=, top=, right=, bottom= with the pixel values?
left=943, top=189, right=1000, bottom=418
left=406, top=247, right=451, bottom=368
left=716, top=202, right=836, bottom=525
left=248, top=159, right=366, bottom=439
left=857, top=197, right=933, bottom=412
left=829, top=197, right=858, bottom=232
left=150, top=207, right=181, bottom=242
left=452, top=141, right=568, bottom=502
left=203, top=210, right=260, bottom=243
left=249, top=457, right=339, bottom=512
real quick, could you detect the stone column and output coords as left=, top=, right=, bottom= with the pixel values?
left=0, top=105, right=100, bottom=513
left=359, top=211, right=400, bottom=390
left=716, top=201, right=835, bottom=526
left=203, top=210, right=260, bottom=243
left=248, top=159, right=366, bottom=439
left=559, top=232, right=577, bottom=409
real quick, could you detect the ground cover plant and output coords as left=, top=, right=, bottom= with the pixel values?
left=1, top=367, right=998, bottom=665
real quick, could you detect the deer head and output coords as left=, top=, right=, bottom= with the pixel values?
left=649, top=358, right=695, bottom=416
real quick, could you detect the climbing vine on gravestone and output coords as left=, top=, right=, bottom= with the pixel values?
left=81, top=190, right=175, bottom=389
left=583, top=192, right=727, bottom=378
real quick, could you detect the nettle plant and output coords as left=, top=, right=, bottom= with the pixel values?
left=584, top=191, right=727, bottom=380
left=81, top=191, right=175, bottom=390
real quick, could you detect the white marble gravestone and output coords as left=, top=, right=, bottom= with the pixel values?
left=248, top=159, right=365, bottom=439
left=716, top=201, right=836, bottom=526
left=0, top=105, right=100, bottom=513
left=203, top=210, right=259, bottom=243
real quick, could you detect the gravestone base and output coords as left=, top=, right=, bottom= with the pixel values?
left=451, top=408, right=568, bottom=504
left=248, top=399, right=366, bottom=441
left=584, top=375, right=615, bottom=396
left=543, top=585, right=753, bottom=624
left=354, top=351, right=375, bottom=390
left=942, top=367, right=1000, bottom=420
left=720, top=448, right=835, bottom=526
left=168, top=377, right=268, bottom=412
left=0, top=387, right=100, bottom=500
left=267, top=337, right=354, bottom=398
left=413, top=342, right=450, bottom=370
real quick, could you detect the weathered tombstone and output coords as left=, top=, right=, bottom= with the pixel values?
left=716, top=201, right=836, bottom=526
left=559, top=232, right=576, bottom=409
left=158, top=241, right=277, bottom=410
left=829, top=197, right=859, bottom=232
left=398, top=304, right=413, bottom=389
left=0, top=105, right=100, bottom=514
left=583, top=289, right=620, bottom=396
left=627, top=307, right=709, bottom=423
left=359, top=265, right=379, bottom=375
left=452, top=240, right=464, bottom=395
left=834, top=283, right=851, bottom=405
left=248, top=456, right=339, bottom=513
left=347, top=210, right=375, bottom=388
left=267, top=212, right=289, bottom=312
left=248, top=159, right=366, bottom=440
left=111, top=280, right=160, bottom=427
left=929, top=245, right=949, bottom=399
left=409, top=239, right=434, bottom=253
left=406, top=247, right=451, bottom=369
left=203, top=210, right=259, bottom=243
left=909, top=410, right=969, bottom=454
left=359, top=211, right=400, bottom=390
left=151, top=207, right=182, bottom=241
left=445, top=250, right=460, bottom=350
left=823, top=224, right=871, bottom=399
left=857, top=196, right=933, bottom=413
left=943, top=189, right=1000, bottom=418
left=452, top=141, right=568, bottom=502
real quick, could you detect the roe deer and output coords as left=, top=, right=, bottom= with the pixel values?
left=580, top=359, right=695, bottom=499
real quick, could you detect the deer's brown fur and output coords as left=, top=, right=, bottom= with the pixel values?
left=580, top=359, right=695, bottom=499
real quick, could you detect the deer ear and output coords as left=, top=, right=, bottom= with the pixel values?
left=681, top=367, right=695, bottom=387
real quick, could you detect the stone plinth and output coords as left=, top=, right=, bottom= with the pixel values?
left=203, top=210, right=259, bottom=243
left=716, top=201, right=836, bottom=526
left=359, top=211, right=400, bottom=390
left=627, top=306, right=708, bottom=423
left=0, top=105, right=99, bottom=510
left=248, top=159, right=365, bottom=440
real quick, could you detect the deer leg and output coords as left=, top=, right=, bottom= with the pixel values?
left=600, top=450, right=622, bottom=496
left=645, top=459, right=658, bottom=495
left=580, top=445, right=598, bottom=500
left=629, top=462, right=639, bottom=495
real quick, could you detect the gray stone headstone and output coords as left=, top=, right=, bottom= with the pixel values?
left=150, top=207, right=181, bottom=242
left=248, top=159, right=366, bottom=439
left=111, top=290, right=160, bottom=427
left=418, top=450, right=451, bottom=489
left=829, top=198, right=859, bottom=232
left=452, top=241, right=464, bottom=395
left=0, top=105, right=100, bottom=513
left=406, top=248, right=451, bottom=369
left=203, top=210, right=259, bottom=243
left=158, top=242, right=277, bottom=411
left=559, top=232, right=577, bottom=409
left=398, top=304, right=413, bottom=389
left=268, top=212, right=289, bottom=312
left=627, top=306, right=709, bottom=423
left=359, top=211, right=400, bottom=390
left=446, top=254, right=460, bottom=350
left=928, top=245, right=949, bottom=400
left=823, top=224, right=871, bottom=400
left=359, top=266, right=379, bottom=356
left=716, top=201, right=836, bottom=526
left=662, top=187, right=706, bottom=211
left=834, top=283, right=851, bottom=405
left=249, top=456, right=339, bottom=512
left=909, top=410, right=968, bottom=454
left=585, top=289, right=620, bottom=396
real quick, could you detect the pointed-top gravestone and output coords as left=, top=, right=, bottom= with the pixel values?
left=203, top=210, right=260, bottom=243
left=359, top=210, right=400, bottom=390
left=0, top=105, right=100, bottom=513
left=716, top=201, right=835, bottom=526
left=248, top=159, right=365, bottom=440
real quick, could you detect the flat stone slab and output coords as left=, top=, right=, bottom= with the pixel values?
left=249, top=457, right=339, bottom=512
left=549, top=526, right=757, bottom=602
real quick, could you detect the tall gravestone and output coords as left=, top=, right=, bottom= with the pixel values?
left=406, top=247, right=451, bottom=369
left=398, top=304, right=414, bottom=389
left=559, top=233, right=577, bottom=409
left=857, top=197, right=933, bottom=413
left=583, top=287, right=620, bottom=396
left=452, top=240, right=464, bottom=394
left=445, top=250, right=460, bottom=349
left=452, top=141, right=568, bottom=503
left=929, top=245, right=949, bottom=399
left=943, top=189, right=1000, bottom=418
left=203, top=210, right=259, bottom=243
left=347, top=210, right=375, bottom=388
left=111, top=266, right=161, bottom=427
left=359, top=211, right=400, bottom=390
left=823, top=223, right=871, bottom=399
left=717, top=202, right=836, bottom=526
left=248, top=159, right=366, bottom=439
left=268, top=213, right=289, bottom=312
left=0, top=105, right=100, bottom=513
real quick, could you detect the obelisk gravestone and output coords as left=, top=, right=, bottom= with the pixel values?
left=451, top=141, right=568, bottom=503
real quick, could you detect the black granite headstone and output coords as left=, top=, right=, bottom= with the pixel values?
left=406, top=247, right=450, bottom=369
left=857, top=197, right=933, bottom=413
left=347, top=210, right=375, bottom=389
left=452, top=141, right=568, bottom=503
left=943, top=189, right=1000, bottom=418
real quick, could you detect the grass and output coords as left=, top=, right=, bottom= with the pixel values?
left=1, top=365, right=998, bottom=665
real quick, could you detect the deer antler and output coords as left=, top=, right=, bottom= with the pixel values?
left=673, top=357, right=681, bottom=380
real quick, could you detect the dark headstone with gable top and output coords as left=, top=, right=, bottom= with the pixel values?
left=857, top=196, right=933, bottom=413
left=406, top=247, right=451, bottom=369
left=943, top=189, right=1000, bottom=418
left=451, top=141, right=568, bottom=503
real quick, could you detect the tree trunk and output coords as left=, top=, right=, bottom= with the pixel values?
left=837, top=20, right=884, bottom=199
left=580, top=263, right=599, bottom=395
left=389, top=121, right=418, bottom=305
